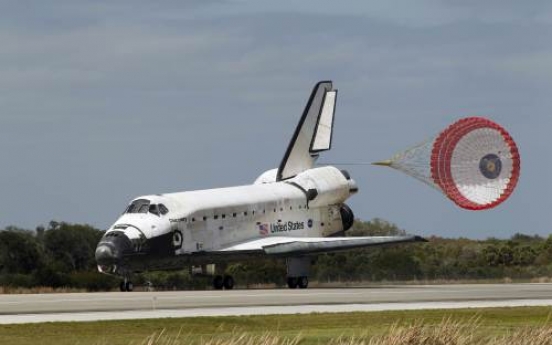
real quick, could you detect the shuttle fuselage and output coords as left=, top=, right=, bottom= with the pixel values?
left=95, top=81, right=423, bottom=290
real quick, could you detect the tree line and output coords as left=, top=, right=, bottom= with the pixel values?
left=0, top=219, right=551, bottom=291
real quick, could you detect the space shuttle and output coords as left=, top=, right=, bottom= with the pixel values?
left=95, top=81, right=424, bottom=291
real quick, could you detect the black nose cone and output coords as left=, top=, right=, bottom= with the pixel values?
left=95, top=231, right=132, bottom=265
left=95, top=244, right=117, bottom=263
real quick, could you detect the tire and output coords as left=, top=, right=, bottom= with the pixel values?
left=287, top=277, right=298, bottom=289
left=223, top=275, right=234, bottom=290
left=213, top=275, right=224, bottom=290
left=298, top=276, right=309, bottom=289
left=125, top=281, right=134, bottom=292
left=119, top=281, right=126, bottom=292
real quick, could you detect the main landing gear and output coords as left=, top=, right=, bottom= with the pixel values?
left=213, top=275, right=234, bottom=290
left=287, top=276, right=309, bottom=289
left=286, top=257, right=310, bottom=289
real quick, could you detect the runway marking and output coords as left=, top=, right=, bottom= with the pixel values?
left=1, top=299, right=552, bottom=324
left=0, top=291, right=365, bottom=305
left=3, top=284, right=552, bottom=321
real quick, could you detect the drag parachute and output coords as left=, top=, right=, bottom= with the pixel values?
left=374, top=117, right=520, bottom=210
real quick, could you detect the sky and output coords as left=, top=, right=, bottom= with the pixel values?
left=0, top=1, right=550, bottom=238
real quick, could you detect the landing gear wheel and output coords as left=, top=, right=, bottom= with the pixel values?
left=213, top=275, right=224, bottom=290
left=223, top=275, right=234, bottom=290
left=287, top=277, right=298, bottom=289
left=298, top=276, right=309, bottom=289
left=120, top=280, right=133, bottom=292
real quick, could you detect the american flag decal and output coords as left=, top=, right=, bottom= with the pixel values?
left=258, top=223, right=269, bottom=236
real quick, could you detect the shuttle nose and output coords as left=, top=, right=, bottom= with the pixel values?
left=95, top=231, right=133, bottom=265
left=95, top=244, right=117, bottom=263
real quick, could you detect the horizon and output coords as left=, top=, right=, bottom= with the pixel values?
left=1, top=218, right=547, bottom=242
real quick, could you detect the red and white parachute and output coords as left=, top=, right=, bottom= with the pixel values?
left=374, top=117, right=520, bottom=210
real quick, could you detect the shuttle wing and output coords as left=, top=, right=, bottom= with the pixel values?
left=217, top=235, right=426, bottom=256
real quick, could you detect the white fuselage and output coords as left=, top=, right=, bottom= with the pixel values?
left=105, top=166, right=357, bottom=258
left=95, top=80, right=424, bottom=289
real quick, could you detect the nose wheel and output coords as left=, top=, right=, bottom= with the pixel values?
left=119, top=278, right=133, bottom=292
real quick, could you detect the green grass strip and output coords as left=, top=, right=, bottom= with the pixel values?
left=1, top=306, right=552, bottom=345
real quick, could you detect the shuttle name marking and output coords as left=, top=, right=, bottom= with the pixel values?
left=271, top=221, right=305, bottom=233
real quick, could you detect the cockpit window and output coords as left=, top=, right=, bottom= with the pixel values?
left=159, top=204, right=169, bottom=215
left=126, top=199, right=150, bottom=214
left=149, top=204, right=160, bottom=216
left=125, top=199, right=168, bottom=216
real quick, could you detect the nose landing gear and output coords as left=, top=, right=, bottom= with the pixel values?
left=119, top=278, right=134, bottom=292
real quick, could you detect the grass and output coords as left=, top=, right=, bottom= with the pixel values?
left=1, top=307, right=552, bottom=344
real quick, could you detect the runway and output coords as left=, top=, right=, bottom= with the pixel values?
left=1, top=283, right=552, bottom=324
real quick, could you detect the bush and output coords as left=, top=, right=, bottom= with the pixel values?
left=69, top=271, right=117, bottom=291
left=0, top=273, right=35, bottom=288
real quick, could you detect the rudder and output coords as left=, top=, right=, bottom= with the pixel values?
left=277, top=81, right=337, bottom=181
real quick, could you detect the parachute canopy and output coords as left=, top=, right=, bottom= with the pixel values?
left=374, top=117, right=520, bottom=210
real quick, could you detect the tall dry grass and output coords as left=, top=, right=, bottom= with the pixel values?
left=140, top=329, right=302, bottom=345
left=132, top=317, right=552, bottom=345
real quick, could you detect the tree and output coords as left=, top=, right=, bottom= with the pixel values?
left=42, top=222, right=104, bottom=272
left=347, top=218, right=407, bottom=237
left=0, top=228, right=44, bottom=274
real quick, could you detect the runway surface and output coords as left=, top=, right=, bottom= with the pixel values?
left=1, top=283, right=552, bottom=324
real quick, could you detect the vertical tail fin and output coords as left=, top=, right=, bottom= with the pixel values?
left=277, top=81, right=337, bottom=181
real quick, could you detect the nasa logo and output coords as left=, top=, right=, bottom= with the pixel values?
left=308, top=219, right=313, bottom=228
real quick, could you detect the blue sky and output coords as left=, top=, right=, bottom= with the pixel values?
left=1, top=1, right=550, bottom=238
